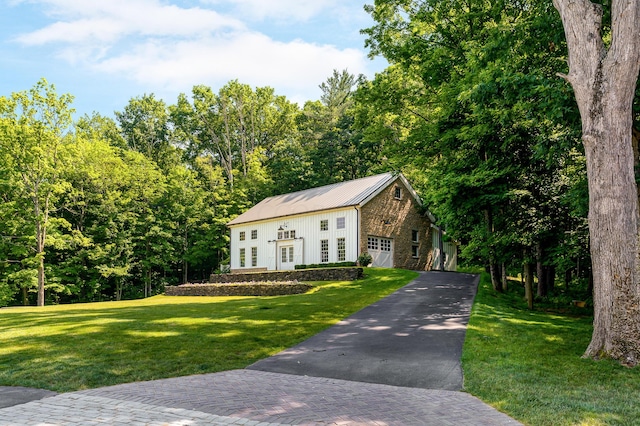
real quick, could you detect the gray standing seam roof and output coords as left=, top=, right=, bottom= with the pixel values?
left=227, top=172, right=398, bottom=226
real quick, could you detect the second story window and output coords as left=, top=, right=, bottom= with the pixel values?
left=239, top=231, right=246, bottom=241
left=412, top=230, right=419, bottom=243
left=336, top=217, right=345, bottom=229
left=251, top=230, right=257, bottom=240
left=278, top=230, right=296, bottom=239
left=320, top=219, right=328, bottom=231
left=394, top=187, right=402, bottom=199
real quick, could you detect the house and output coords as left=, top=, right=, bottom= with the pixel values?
left=227, top=172, right=456, bottom=272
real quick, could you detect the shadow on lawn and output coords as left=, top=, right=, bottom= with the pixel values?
left=0, top=269, right=418, bottom=392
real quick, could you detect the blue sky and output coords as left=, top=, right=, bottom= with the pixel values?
left=0, top=0, right=388, bottom=118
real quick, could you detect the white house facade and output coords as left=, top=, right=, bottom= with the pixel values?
left=229, top=207, right=359, bottom=272
left=227, top=172, right=456, bottom=272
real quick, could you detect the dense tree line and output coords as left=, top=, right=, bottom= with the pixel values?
left=0, top=72, right=381, bottom=306
left=359, top=0, right=593, bottom=305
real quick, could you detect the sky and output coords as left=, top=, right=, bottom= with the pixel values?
left=0, top=0, right=388, bottom=118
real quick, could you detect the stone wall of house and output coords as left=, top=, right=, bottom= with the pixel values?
left=208, top=267, right=363, bottom=283
left=166, top=282, right=313, bottom=297
left=360, top=177, right=433, bottom=270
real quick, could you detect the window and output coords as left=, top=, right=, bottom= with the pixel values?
left=412, top=230, right=419, bottom=243
left=321, top=239, right=329, bottom=263
left=381, top=238, right=392, bottom=252
left=239, top=248, right=246, bottom=267
left=336, top=217, right=345, bottom=229
left=278, top=230, right=296, bottom=239
left=251, top=230, right=257, bottom=240
left=367, top=237, right=379, bottom=251
left=251, top=247, right=257, bottom=267
left=239, top=231, right=245, bottom=241
left=337, top=238, right=346, bottom=261
left=320, top=219, right=328, bottom=231
left=394, top=187, right=402, bottom=199
left=288, top=246, right=294, bottom=262
left=281, top=247, right=288, bottom=263
left=412, top=245, right=419, bottom=258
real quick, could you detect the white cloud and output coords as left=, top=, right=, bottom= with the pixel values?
left=9, top=0, right=381, bottom=106
left=202, top=0, right=342, bottom=21
left=15, top=0, right=245, bottom=45
left=90, top=31, right=369, bottom=103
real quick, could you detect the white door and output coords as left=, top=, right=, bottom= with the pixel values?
left=367, top=236, right=394, bottom=268
left=280, top=245, right=295, bottom=270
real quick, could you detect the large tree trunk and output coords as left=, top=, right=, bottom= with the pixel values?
left=554, top=0, right=640, bottom=365
left=524, top=261, right=535, bottom=310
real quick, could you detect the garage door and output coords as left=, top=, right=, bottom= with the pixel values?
left=367, top=236, right=394, bottom=268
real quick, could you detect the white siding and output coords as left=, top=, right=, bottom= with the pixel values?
left=229, top=207, right=359, bottom=271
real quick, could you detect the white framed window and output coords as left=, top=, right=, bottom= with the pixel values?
left=367, top=237, right=379, bottom=251
left=278, top=230, right=296, bottom=239
left=381, top=238, right=392, bottom=252
left=321, top=239, right=329, bottom=263
left=336, top=217, right=345, bottom=229
left=394, top=187, right=402, bottom=199
left=251, top=247, right=257, bottom=266
left=337, top=238, right=346, bottom=261
left=320, top=219, right=328, bottom=231
left=251, top=230, right=258, bottom=240
left=239, top=248, right=246, bottom=267
left=239, top=231, right=246, bottom=241
left=412, top=245, right=419, bottom=258
left=412, top=229, right=419, bottom=243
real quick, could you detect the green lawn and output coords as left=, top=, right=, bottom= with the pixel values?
left=462, top=272, right=640, bottom=426
left=0, top=268, right=417, bottom=392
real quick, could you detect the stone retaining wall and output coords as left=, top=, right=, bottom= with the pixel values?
left=209, top=267, right=363, bottom=283
left=166, top=281, right=313, bottom=297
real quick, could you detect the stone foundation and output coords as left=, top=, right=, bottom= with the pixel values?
left=166, top=281, right=313, bottom=297
left=209, top=267, right=363, bottom=283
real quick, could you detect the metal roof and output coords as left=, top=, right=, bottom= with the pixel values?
left=227, top=172, right=402, bottom=226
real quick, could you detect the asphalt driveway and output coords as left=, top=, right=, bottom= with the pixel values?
left=249, top=270, right=479, bottom=391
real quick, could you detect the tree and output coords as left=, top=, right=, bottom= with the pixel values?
left=171, top=81, right=298, bottom=190
left=362, top=0, right=584, bottom=293
left=299, top=70, right=382, bottom=187
left=115, top=94, right=177, bottom=168
left=553, top=0, right=640, bottom=365
left=0, top=79, right=74, bottom=306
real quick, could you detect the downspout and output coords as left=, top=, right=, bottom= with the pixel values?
left=355, top=206, right=360, bottom=261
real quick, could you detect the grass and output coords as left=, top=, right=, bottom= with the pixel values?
left=462, top=272, right=640, bottom=426
left=0, top=268, right=418, bottom=392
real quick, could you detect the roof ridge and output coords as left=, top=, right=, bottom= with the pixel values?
left=227, top=172, right=399, bottom=226
left=266, top=172, right=394, bottom=200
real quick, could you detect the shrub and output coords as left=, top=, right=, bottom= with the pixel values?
left=357, top=252, right=373, bottom=267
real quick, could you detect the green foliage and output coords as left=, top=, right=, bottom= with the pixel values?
left=1, top=69, right=386, bottom=305
left=0, top=268, right=417, bottom=391
left=294, top=262, right=357, bottom=270
left=361, top=0, right=587, bottom=285
left=463, top=273, right=640, bottom=425
left=357, top=252, right=373, bottom=267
